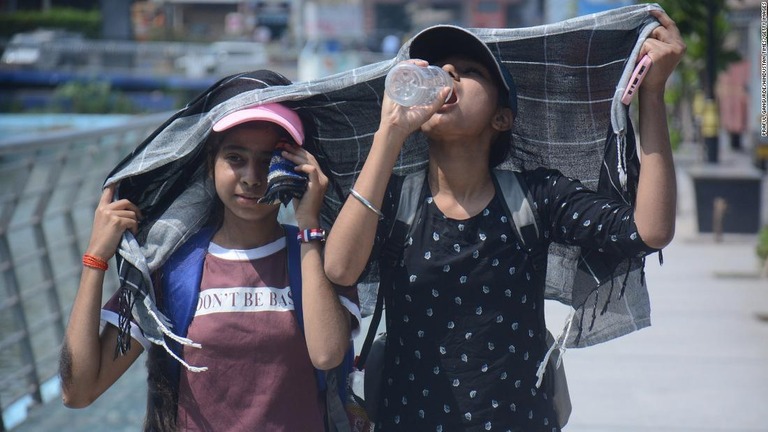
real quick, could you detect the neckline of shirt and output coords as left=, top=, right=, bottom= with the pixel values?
left=207, top=236, right=286, bottom=261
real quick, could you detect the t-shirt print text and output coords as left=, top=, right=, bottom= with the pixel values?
left=195, top=286, right=294, bottom=316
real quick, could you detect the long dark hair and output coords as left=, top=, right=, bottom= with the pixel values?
left=144, top=344, right=179, bottom=432
left=489, top=82, right=514, bottom=168
left=138, top=70, right=296, bottom=431
left=489, top=130, right=513, bottom=168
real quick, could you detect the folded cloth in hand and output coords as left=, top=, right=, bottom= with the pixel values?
left=258, top=150, right=308, bottom=206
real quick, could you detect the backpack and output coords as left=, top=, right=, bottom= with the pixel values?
left=382, top=169, right=543, bottom=267
left=159, top=224, right=353, bottom=432
left=354, top=168, right=571, bottom=427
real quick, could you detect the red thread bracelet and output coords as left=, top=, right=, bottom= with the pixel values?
left=83, top=254, right=109, bottom=271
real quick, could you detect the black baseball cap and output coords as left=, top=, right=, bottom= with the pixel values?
left=408, top=25, right=518, bottom=116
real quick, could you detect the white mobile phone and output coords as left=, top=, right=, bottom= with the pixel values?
left=621, top=55, right=653, bottom=105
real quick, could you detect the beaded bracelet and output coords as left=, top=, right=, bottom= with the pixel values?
left=82, top=254, right=109, bottom=271
left=297, top=228, right=326, bottom=243
left=349, top=189, right=384, bottom=219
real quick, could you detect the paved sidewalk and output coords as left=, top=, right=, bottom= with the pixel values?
left=548, top=222, right=768, bottom=431
left=11, top=152, right=768, bottom=431
left=12, top=358, right=147, bottom=431
left=552, top=151, right=768, bottom=432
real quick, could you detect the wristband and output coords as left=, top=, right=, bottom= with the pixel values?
left=297, top=228, right=326, bottom=243
left=83, top=254, right=109, bottom=271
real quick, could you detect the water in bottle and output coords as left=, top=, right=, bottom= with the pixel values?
left=385, top=62, right=453, bottom=107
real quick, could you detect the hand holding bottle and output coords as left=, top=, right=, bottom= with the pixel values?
left=385, top=60, right=453, bottom=107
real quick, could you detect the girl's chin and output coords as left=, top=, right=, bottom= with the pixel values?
left=224, top=206, right=279, bottom=223
left=226, top=197, right=278, bottom=212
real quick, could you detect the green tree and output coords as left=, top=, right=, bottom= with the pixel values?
left=653, top=0, right=739, bottom=83
left=758, top=226, right=768, bottom=277
left=49, top=80, right=136, bottom=113
left=645, top=0, right=740, bottom=146
left=0, top=8, right=100, bottom=38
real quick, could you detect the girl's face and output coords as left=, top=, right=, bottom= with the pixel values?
left=211, top=122, right=287, bottom=227
left=421, top=56, right=510, bottom=141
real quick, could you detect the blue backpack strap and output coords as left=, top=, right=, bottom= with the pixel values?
left=162, top=226, right=217, bottom=342
left=283, top=224, right=329, bottom=391
left=283, top=224, right=306, bottom=331
left=158, top=225, right=216, bottom=384
left=284, top=224, right=353, bottom=431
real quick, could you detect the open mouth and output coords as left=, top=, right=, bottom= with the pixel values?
left=444, top=89, right=458, bottom=105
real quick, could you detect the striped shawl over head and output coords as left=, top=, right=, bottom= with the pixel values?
left=106, top=4, right=664, bottom=365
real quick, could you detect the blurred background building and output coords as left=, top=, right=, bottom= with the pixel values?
left=0, top=0, right=766, bottom=165
left=0, top=0, right=636, bottom=83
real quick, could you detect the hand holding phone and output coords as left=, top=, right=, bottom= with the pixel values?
left=621, top=55, right=653, bottom=105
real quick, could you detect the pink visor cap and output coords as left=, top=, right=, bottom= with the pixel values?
left=212, top=103, right=305, bottom=145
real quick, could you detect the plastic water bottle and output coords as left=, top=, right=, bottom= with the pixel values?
left=385, top=62, right=453, bottom=107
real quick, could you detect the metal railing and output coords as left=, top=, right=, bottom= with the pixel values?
left=0, top=113, right=169, bottom=430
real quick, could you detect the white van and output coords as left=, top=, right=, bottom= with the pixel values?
left=1, top=29, right=83, bottom=69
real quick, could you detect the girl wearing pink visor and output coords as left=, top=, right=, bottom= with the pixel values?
left=61, top=70, right=360, bottom=431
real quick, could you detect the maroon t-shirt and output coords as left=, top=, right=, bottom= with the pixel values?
left=102, top=236, right=360, bottom=432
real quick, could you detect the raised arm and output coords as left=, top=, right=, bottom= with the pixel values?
left=60, top=185, right=144, bottom=408
left=322, top=124, right=404, bottom=286
left=633, top=9, right=686, bottom=249
left=324, top=60, right=450, bottom=286
left=285, top=146, right=352, bottom=370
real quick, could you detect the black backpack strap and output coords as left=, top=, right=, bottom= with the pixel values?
left=380, top=170, right=426, bottom=265
left=491, top=169, right=545, bottom=270
left=355, top=274, right=385, bottom=368
left=492, top=169, right=539, bottom=249
left=394, top=171, right=426, bottom=228
left=357, top=170, right=426, bottom=369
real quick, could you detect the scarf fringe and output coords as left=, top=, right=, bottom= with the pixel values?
left=145, top=306, right=202, bottom=349
left=115, top=286, right=208, bottom=373
left=600, top=277, right=616, bottom=316
left=588, top=287, right=599, bottom=331
left=144, top=301, right=209, bottom=373
left=535, top=310, right=575, bottom=388
left=116, top=287, right=137, bottom=357
left=153, top=338, right=208, bottom=373
left=616, top=132, right=628, bottom=191
left=618, top=261, right=632, bottom=298
left=575, top=255, right=648, bottom=346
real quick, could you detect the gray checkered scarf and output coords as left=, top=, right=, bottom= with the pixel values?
left=105, top=4, right=663, bottom=367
